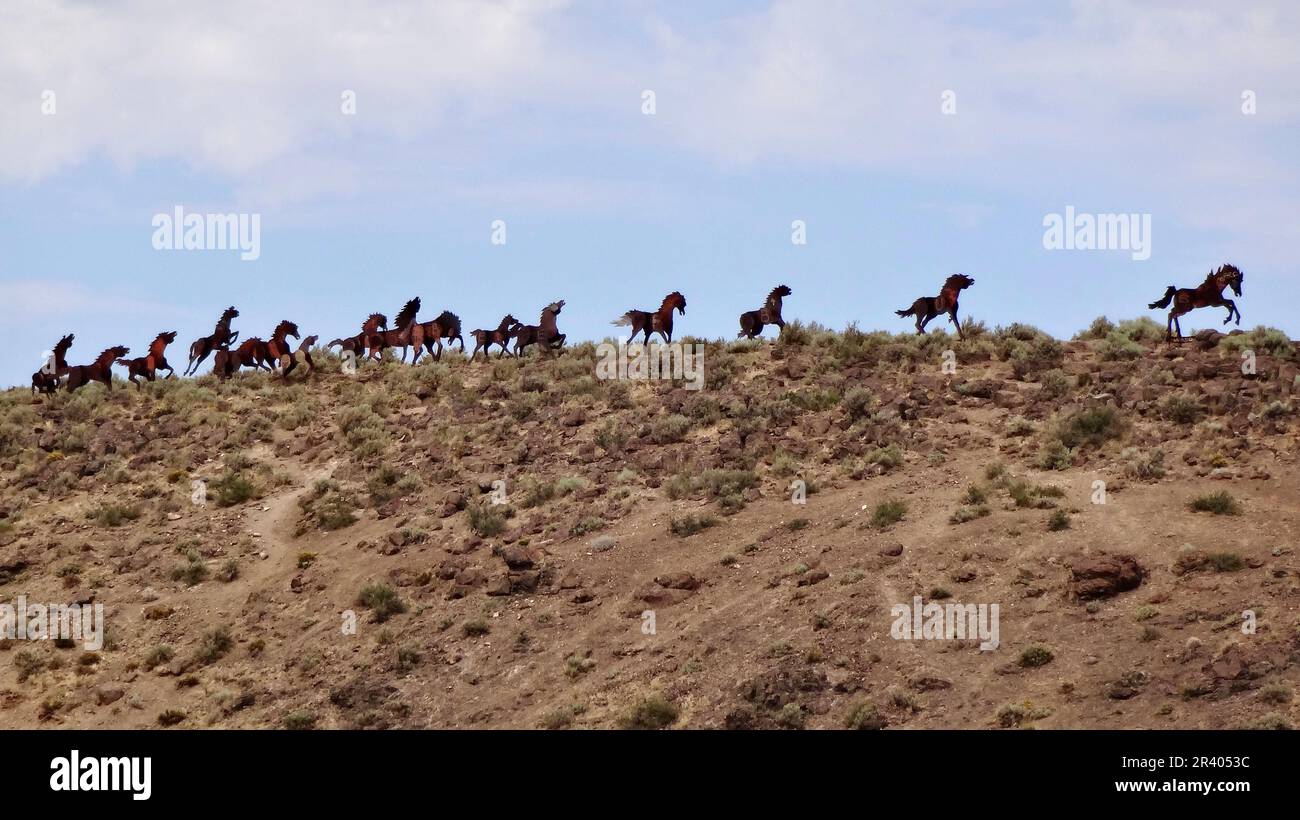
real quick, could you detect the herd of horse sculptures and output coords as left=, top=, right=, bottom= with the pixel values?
left=28, top=264, right=1246, bottom=394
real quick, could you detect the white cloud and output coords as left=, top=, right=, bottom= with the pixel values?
left=1, top=0, right=1297, bottom=257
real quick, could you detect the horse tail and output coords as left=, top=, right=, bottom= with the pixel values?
left=895, top=307, right=914, bottom=317
left=115, top=358, right=131, bottom=367
left=610, top=312, right=633, bottom=327
left=1148, top=286, right=1176, bottom=310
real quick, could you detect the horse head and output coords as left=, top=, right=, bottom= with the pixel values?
left=53, top=333, right=75, bottom=360
left=363, top=313, right=388, bottom=333
left=767, top=285, right=792, bottom=305
left=661, top=291, right=686, bottom=316
left=97, top=346, right=129, bottom=366
left=219, top=306, right=240, bottom=324
left=300, top=334, right=319, bottom=349
left=500, top=314, right=520, bottom=332
left=149, top=331, right=177, bottom=357
left=273, top=320, right=300, bottom=341
left=395, top=298, right=421, bottom=329
left=436, top=310, right=460, bottom=333
left=945, top=274, right=975, bottom=291
left=1218, top=264, right=1243, bottom=297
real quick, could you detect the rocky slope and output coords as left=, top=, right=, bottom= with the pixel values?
left=1, top=318, right=1297, bottom=729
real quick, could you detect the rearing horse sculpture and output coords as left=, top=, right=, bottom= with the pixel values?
left=612, top=292, right=686, bottom=344
left=514, top=301, right=567, bottom=356
left=260, top=320, right=300, bottom=373
left=738, top=285, right=792, bottom=339
left=1148, top=263, right=1244, bottom=342
left=185, top=306, right=240, bottom=376
left=117, top=331, right=178, bottom=389
left=31, top=333, right=74, bottom=395
left=372, top=298, right=422, bottom=362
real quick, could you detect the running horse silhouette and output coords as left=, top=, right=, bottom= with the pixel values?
left=1148, top=264, right=1244, bottom=342
left=66, top=346, right=129, bottom=392
left=31, top=333, right=74, bottom=395
left=371, top=298, right=422, bottom=362
left=117, top=331, right=178, bottom=389
left=514, top=301, right=567, bottom=355
left=469, top=314, right=522, bottom=360
left=328, top=312, right=388, bottom=364
left=184, top=306, right=240, bottom=376
left=895, top=274, right=975, bottom=339
left=414, top=310, right=465, bottom=362
left=612, top=292, right=686, bottom=344
left=738, top=285, right=792, bottom=339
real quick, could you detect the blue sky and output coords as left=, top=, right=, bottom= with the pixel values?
left=2, top=1, right=1298, bottom=386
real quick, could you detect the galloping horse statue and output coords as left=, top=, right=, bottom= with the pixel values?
left=31, top=333, right=74, bottom=394
left=738, top=285, right=792, bottom=339
left=896, top=274, right=975, bottom=339
left=612, top=291, right=686, bottom=344
left=1148, top=263, right=1244, bottom=342
left=185, top=306, right=240, bottom=376
left=66, top=346, right=129, bottom=392
left=328, top=313, right=388, bottom=364
left=213, top=336, right=270, bottom=379
left=117, top=331, right=178, bottom=389
left=412, top=310, right=464, bottom=362
left=470, top=315, right=522, bottom=360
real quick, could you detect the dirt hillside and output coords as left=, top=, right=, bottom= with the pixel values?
left=2, top=317, right=1298, bottom=729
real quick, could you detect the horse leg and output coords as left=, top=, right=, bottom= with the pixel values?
left=950, top=306, right=963, bottom=340
left=1221, top=300, right=1239, bottom=325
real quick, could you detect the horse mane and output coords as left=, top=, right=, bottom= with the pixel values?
left=659, top=292, right=684, bottom=312
left=154, top=330, right=177, bottom=344
left=436, top=310, right=460, bottom=329
left=364, top=312, right=387, bottom=330
left=540, top=301, right=564, bottom=322
left=1213, top=263, right=1241, bottom=280
left=54, top=334, right=75, bottom=356
left=272, top=320, right=298, bottom=338
left=766, top=285, right=789, bottom=302
left=96, top=346, right=129, bottom=365
left=394, top=298, right=421, bottom=329
left=217, top=306, right=238, bottom=327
